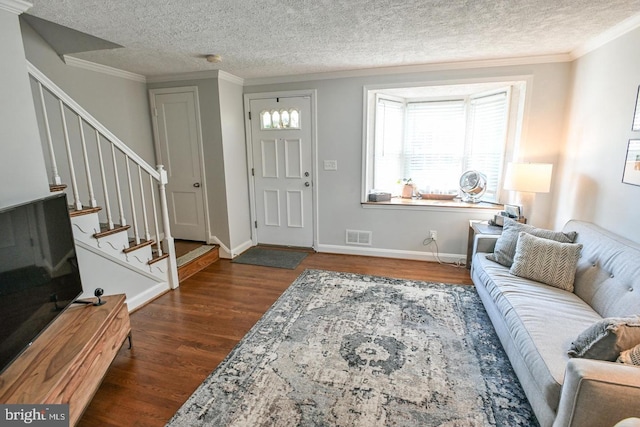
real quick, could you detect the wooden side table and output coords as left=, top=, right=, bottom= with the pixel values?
left=466, top=220, right=503, bottom=269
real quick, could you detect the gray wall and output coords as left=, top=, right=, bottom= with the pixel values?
left=246, top=62, right=571, bottom=258
left=0, top=9, right=49, bottom=207
left=554, top=26, right=640, bottom=243
left=21, top=20, right=156, bottom=165
left=218, top=77, right=252, bottom=252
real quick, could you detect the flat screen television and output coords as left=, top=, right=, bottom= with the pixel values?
left=0, top=193, right=83, bottom=374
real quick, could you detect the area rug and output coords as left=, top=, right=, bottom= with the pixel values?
left=176, top=245, right=216, bottom=268
left=167, top=269, right=537, bottom=427
left=231, top=247, right=308, bottom=269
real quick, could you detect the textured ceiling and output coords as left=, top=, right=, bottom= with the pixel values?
left=26, top=0, right=640, bottom=80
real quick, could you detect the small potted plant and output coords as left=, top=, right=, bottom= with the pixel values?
left=398, top=178, right=415, bottom=198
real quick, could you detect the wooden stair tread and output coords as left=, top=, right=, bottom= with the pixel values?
left=50, top=183, right=67, bottom=192
left=148, top=253, right=169, bottom=265
left=123, top=239, right=155, bottom=254
left=93, top=223, right=131, bottom=239
left=69, top=205, right=102, bottom=217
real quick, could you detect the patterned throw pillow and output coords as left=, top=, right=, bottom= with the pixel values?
left=486, top=218, right=577, bottom=268
left=509, top=232, right=582, bottom=291
left=568, top=316, right=640, bottom=361
left=618, top=343, right=640, bottom=365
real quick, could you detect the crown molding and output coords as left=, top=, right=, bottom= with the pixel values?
left=0, top=0, right=32, bottom=14
left=244, top=54, right=571, bottom=86
left=217, top=70, right=244, bottom=86
left=62, top=55, right=147, bottom=83
left=571, top=13, right=640, bottom=59
left=147, top=69, right=244, bottom=85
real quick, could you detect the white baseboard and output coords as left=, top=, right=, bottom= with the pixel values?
left=316, top=244, right=466, bottom=265
left=208, top=236, right=253, bottom=259
left=126, top=282, right=170, bottom=312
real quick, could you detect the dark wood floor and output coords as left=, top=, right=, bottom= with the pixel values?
left=78, top=252, right=472, bottom=427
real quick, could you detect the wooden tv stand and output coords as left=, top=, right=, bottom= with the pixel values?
left=0, top=294, right=131, bottom=426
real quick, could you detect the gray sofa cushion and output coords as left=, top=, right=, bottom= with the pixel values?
left=568, top=316, right=640, bottom=361
left=510, top=232, right=583, bottom=291
left=563, top=220, right=640, bottom=318
left=487, top=218, right=577, bottom=267
left=472, top=254, right=601, bottom=410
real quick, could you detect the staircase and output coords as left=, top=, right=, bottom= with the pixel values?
left=27, top=62, right=179, bottom=311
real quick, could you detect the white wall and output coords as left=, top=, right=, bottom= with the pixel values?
left=246, top=62, right=571, bottom=259
left=553, top=27, right=640, bottom=243
left=0, top=8, right=50, bottom=208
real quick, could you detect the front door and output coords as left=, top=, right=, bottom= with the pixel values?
left=150, top=88, right=207, bottom=241
left=249, top=96, right=313, bottom=247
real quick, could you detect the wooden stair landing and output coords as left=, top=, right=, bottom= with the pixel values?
left=177, top=245, right=219, bottom=282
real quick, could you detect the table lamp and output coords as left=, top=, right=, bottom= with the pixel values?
left=503, top=162, right=553, bottom=222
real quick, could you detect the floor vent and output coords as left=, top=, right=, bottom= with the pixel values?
left=346, top=229, right=372, bottom=246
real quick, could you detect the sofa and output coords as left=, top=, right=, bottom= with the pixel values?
left=471, top=219, right=640, bottom=427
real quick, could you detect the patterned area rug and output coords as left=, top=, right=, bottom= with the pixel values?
left=167, top=270, right=537, bottom=427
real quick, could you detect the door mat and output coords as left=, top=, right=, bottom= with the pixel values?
left=232, top=247, right=308, bottom=269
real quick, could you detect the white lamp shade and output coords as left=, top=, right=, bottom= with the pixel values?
left=503, top=163, right=553, bottom=193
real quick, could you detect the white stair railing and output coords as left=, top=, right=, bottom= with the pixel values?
left=27, top=61, right=179, bottom=289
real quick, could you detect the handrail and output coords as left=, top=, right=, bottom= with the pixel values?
left=26, top=61, right=159, bottom=180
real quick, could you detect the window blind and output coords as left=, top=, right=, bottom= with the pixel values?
left=405, top=100, right=465, bottom=193
left=465, top=92, right=509, bottom=198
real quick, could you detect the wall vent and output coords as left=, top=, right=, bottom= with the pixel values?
left=346, top=229, right=372, bottom=246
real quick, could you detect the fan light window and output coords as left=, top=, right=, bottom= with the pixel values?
left=260, top=109, right=301, bottom=130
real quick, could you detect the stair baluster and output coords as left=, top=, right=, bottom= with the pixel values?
left=95, top=130, right=114, bottom=230
left=125, top=156, right=140, bottom=246
left=37, top=82, right=61, bottom=186
left=138, top=165, right=151, bottom=242
left=78, top=116, right=97, bottom=208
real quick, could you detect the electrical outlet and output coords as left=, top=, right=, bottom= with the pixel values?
left=429, top=230, right=437, bottom=241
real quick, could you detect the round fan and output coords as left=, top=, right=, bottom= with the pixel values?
left=459, top=170, right=487, bottom=203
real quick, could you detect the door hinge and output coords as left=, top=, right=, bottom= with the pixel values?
left=153, top=107, right=158, bottom=117
left=254, top=221, right=258, bottom=228
left=248, top=111, right=252, bottom=120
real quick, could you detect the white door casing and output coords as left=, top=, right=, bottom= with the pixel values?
left=149, top=87, right=208, bottom=241
left=247, top=95, right=315, bottom=248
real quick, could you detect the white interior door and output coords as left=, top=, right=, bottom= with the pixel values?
left=150, top=88, right=206, bottom=241
left=250, top=96, right=313, bottom=247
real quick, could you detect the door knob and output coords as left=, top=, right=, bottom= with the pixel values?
left=304, top=182, right=310, bottom=187
left=193, top=183, right=201, bottom=188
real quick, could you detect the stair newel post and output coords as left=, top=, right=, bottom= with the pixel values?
left=138, top=165, right=151, bottom=242
left=149, top=175, right=162, bottom=257
left=37, top=82, right=62, bottom=186
left=157, top=165, right=179, bottom=289
left=95, top=130, right=114, bottom=230
left=59, top=100, right=83, bottom=211
left=125, top=156, right=140, bottom=246
left=78, top=117, right=97, bottom=208
left=111, top=144, right=126, bottom=228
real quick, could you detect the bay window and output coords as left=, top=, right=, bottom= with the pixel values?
left=364, top=81, right=527, bottom=204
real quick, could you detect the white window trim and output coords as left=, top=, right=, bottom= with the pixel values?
left=361, top=75, right=533, bottom=208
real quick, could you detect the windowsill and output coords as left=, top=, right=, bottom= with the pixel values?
left=362, top=197, right=504, bottom=211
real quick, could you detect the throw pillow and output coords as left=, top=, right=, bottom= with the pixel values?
left=509, top=232, right=582, bottom=291
left=568, top=316, right=640, bottom=361
left=617, top=343, right=640, bottom=365
left=486, top=218, right=577, bottom=268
